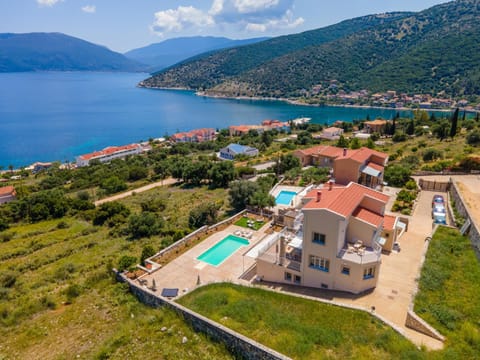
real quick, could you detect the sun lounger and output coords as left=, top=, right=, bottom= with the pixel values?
left=161, top=288, right=179, bottom=298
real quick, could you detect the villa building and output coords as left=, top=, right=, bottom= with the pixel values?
left=255, top=182, right=393, bottom=294
left=76, top=143, right=143, bottom=167
left=229, top=120, right=290, bottom=136
left=170, top=128, right=216, bottom=143
left=0, top=186, right=16, bottom=205
left=319, top=126, right=344, bottom=140
left=363, top=119, right=388, bottom=134
left=293, top=146, right=388, bottom=189
left=219, top=144, right=259, bottom=160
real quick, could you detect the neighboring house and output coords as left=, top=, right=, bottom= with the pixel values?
left=76, top=144, right=143, bottom=167
left=219, top=144, right=259, bottom=160
left=363, top=119, right=388, bottom=134
left=170, top=128, right=216, bottom=143
left=256, top=182, right=393, bottom=294
left=29, top=162, right=53, bottom=174
left=0, top=186, right=16, bottom=204
left=229, top=120, right=290, bottom=136
left=319, top=126, right=344, bottom=140
left=293, top=146, right=388, bottom=189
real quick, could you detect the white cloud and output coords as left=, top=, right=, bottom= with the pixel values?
left=151, top=6, right=214, bottom=37
left=81, top=5, right=96, bottom=14
left=37, top=0, right=62, bottom=6
left=152, top=0, right=302, bottom=36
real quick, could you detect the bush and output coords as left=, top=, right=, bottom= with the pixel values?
left=423, top=149, right=443, bottom=162
left=118, top=255, right=137, bottom=272
left=126, top=212, right=164, bottom=239
left=141, top=245, right=156, bottom=265
left=0, top=271, right=17, bottom=288
left=188, top=202, right=220, bottom=229
left=93, top=202, right=130, bottom=226
left=64, top=284, right=81, bottom=303
left=384, top=165, right=412, bottom=187
left=392, top=132, right=407, bottom=142
left=466, top=129, right=480, bottom=146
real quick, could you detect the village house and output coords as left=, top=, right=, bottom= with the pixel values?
left=319, top=126, right=344, bottom=140
left=0, top=185, right=16, bottom=205
left=363, top=119, right=388, bottom=134
left=76, top=143, right=143, bottom=167
left=256, top=182, right=393, bottom=294
left=219, top=144, right=259, bottom=160
left=293, top=146, right=388, bottom=189
left=170, top=128, right=216, bottom=143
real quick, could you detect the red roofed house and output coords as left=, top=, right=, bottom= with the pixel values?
left=0, top=186, right=16, bottom=205
left=170, top=128, right=216, bottom=143
left=256, top=182, right=394, bottom=294
left=76, top=144, right=143, bottom=167
left=293, top=146, right=388, bottom=189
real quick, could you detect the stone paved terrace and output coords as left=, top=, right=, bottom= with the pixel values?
left=142, top=221, right=273, bottom=297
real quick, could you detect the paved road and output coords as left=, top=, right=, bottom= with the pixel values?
left=94, top=178, right=178, bottom=206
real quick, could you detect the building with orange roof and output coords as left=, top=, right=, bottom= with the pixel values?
left=363, top=119, right=389, bottom=134
left=170, top=128, right=216, bottom=143
left=229, top=120, right=290, bottom=136
left=76, top=143, right=143, bottom=167
left=255, top=181, right=402, bottom=294
left=293, top=145, right=388, bottom=189
left=319, top=126, right=344, bottom=140
left=0, top=185, right=16, bottom=204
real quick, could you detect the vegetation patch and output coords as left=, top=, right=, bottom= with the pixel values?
left=414, top=226, right=480, bottom=359
left=234, top=216, right=265, bottom=231
left=177, top=283, right=423, bottom=359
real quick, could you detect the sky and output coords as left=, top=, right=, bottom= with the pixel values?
left=0, top=0, right=451, bottom=53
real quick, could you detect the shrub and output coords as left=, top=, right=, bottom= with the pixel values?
left=141, top=245, right=156, bottom=265
left=64, top=284, right=82, bottom=303
left=466, top=129, right=480, bottom=146
left=423, top=149, right=443, bottom=162
left=57, top=220, right=69, bottom=229
left=117, top=255, right=137, bottom=272
left=0, top=271, right=17, bottom=288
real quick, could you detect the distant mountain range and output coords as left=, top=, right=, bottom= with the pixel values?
left=141, top=0, right=480, bottom=100
left=124, top=36, right=269, bottom=72
left=0, top=33, right=144, bottom=72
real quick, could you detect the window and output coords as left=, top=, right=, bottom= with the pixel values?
left=309, top=255, right=330, bottom=272
left=284, top=272, right=292, bottom=282
left=341, top=266, right=350, bottom=275
left=294, top=275, right=301, bottom=284
left=363, top=266, right=375, bottom=280
left=312, top=232, right=326, bottom=245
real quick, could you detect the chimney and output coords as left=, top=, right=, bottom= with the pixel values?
left=328, top=181, right=333, bottom=191
left=343, top=147, right=347, bottom=156
left=316, top=191, right=322, bottom=202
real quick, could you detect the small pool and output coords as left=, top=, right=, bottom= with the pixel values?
left=275, top=190, right=297, bottom=205
left=197, top=235, right=249, bottom=267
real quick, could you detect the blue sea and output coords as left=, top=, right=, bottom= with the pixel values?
left=0, top=72, right=407, bottom=168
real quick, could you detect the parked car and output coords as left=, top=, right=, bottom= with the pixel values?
left=432, top=194, right=445, bottom=207
left=432, top=205, right=447, bottom=224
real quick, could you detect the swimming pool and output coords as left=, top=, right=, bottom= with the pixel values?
left=197, top=235, right=250, bottom=266
left=275, top=190, right=297, bottom=205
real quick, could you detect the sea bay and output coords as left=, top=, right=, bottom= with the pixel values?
left=0, top=72, right=407, bottom=168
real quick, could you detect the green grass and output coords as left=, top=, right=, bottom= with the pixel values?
left=414, top=226, right=480, bottom=359
left=177, top=283, right=424, bottom=359
left=0, top=185, right=232, bottom=359
left=234, top=217, right=265, bottom=231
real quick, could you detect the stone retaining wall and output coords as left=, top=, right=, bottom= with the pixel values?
left=406, top=311, right=445, bottom=341
left=116, top=271, right=291, bottom=360
left=449, top=181, right=480, bottom=258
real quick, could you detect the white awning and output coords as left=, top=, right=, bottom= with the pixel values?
left=362, top=166, right=381, bottom=177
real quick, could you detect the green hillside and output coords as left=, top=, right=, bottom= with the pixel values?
left=140, top=12, right=411, bottom=90
left=142, top=0, right=480, bottom=100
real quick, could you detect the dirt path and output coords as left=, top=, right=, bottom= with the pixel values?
left=94, top=178, right=178, bottom=206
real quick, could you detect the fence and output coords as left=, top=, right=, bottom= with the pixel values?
left=418, top=178, right=450, bottom=192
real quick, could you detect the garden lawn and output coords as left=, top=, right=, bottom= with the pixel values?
left=234, top=216, right=265, bottom=231
left=414, top=226, right=480, bottom=359
left=177, top=283, right=425, bottom=359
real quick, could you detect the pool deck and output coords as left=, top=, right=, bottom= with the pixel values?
left=142, top=223, right=272, bottom=296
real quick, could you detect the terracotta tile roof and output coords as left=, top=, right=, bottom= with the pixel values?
left=0, top=186, right=15, bottom=197
left=79, top=144, right=141, bottom=161
left=366, top=162, right=384, bottom=172
left=383, top=214, right=397, bottom=231
left=323, top=127, right=343, bottom=132
left=353, top=207, right=384, bottom=227
left=303, top=182, right=389, bottom=218
left=364, top=119, right=387, bottom=126
left=319, top=146, right=346, bottom=158
left=342, top=147, right=388, bottom=163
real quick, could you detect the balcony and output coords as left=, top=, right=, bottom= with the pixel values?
left=337, top=241, right=381, bottom=265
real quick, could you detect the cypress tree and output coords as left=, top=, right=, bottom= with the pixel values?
left=450, top=108, right=459, bottom=138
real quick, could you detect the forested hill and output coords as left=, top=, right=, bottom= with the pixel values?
left=124, top=36, right=270, bottom=72
left=141, top=0, right=480, bottom=100
left=0, top=33, right=145, bottom=72
left=140, top=12, right=411, bottom=89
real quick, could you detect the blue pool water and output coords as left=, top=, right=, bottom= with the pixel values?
left=197, top=235, right=250, bottom=266
left=275, top=190, right=297, bottom=205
